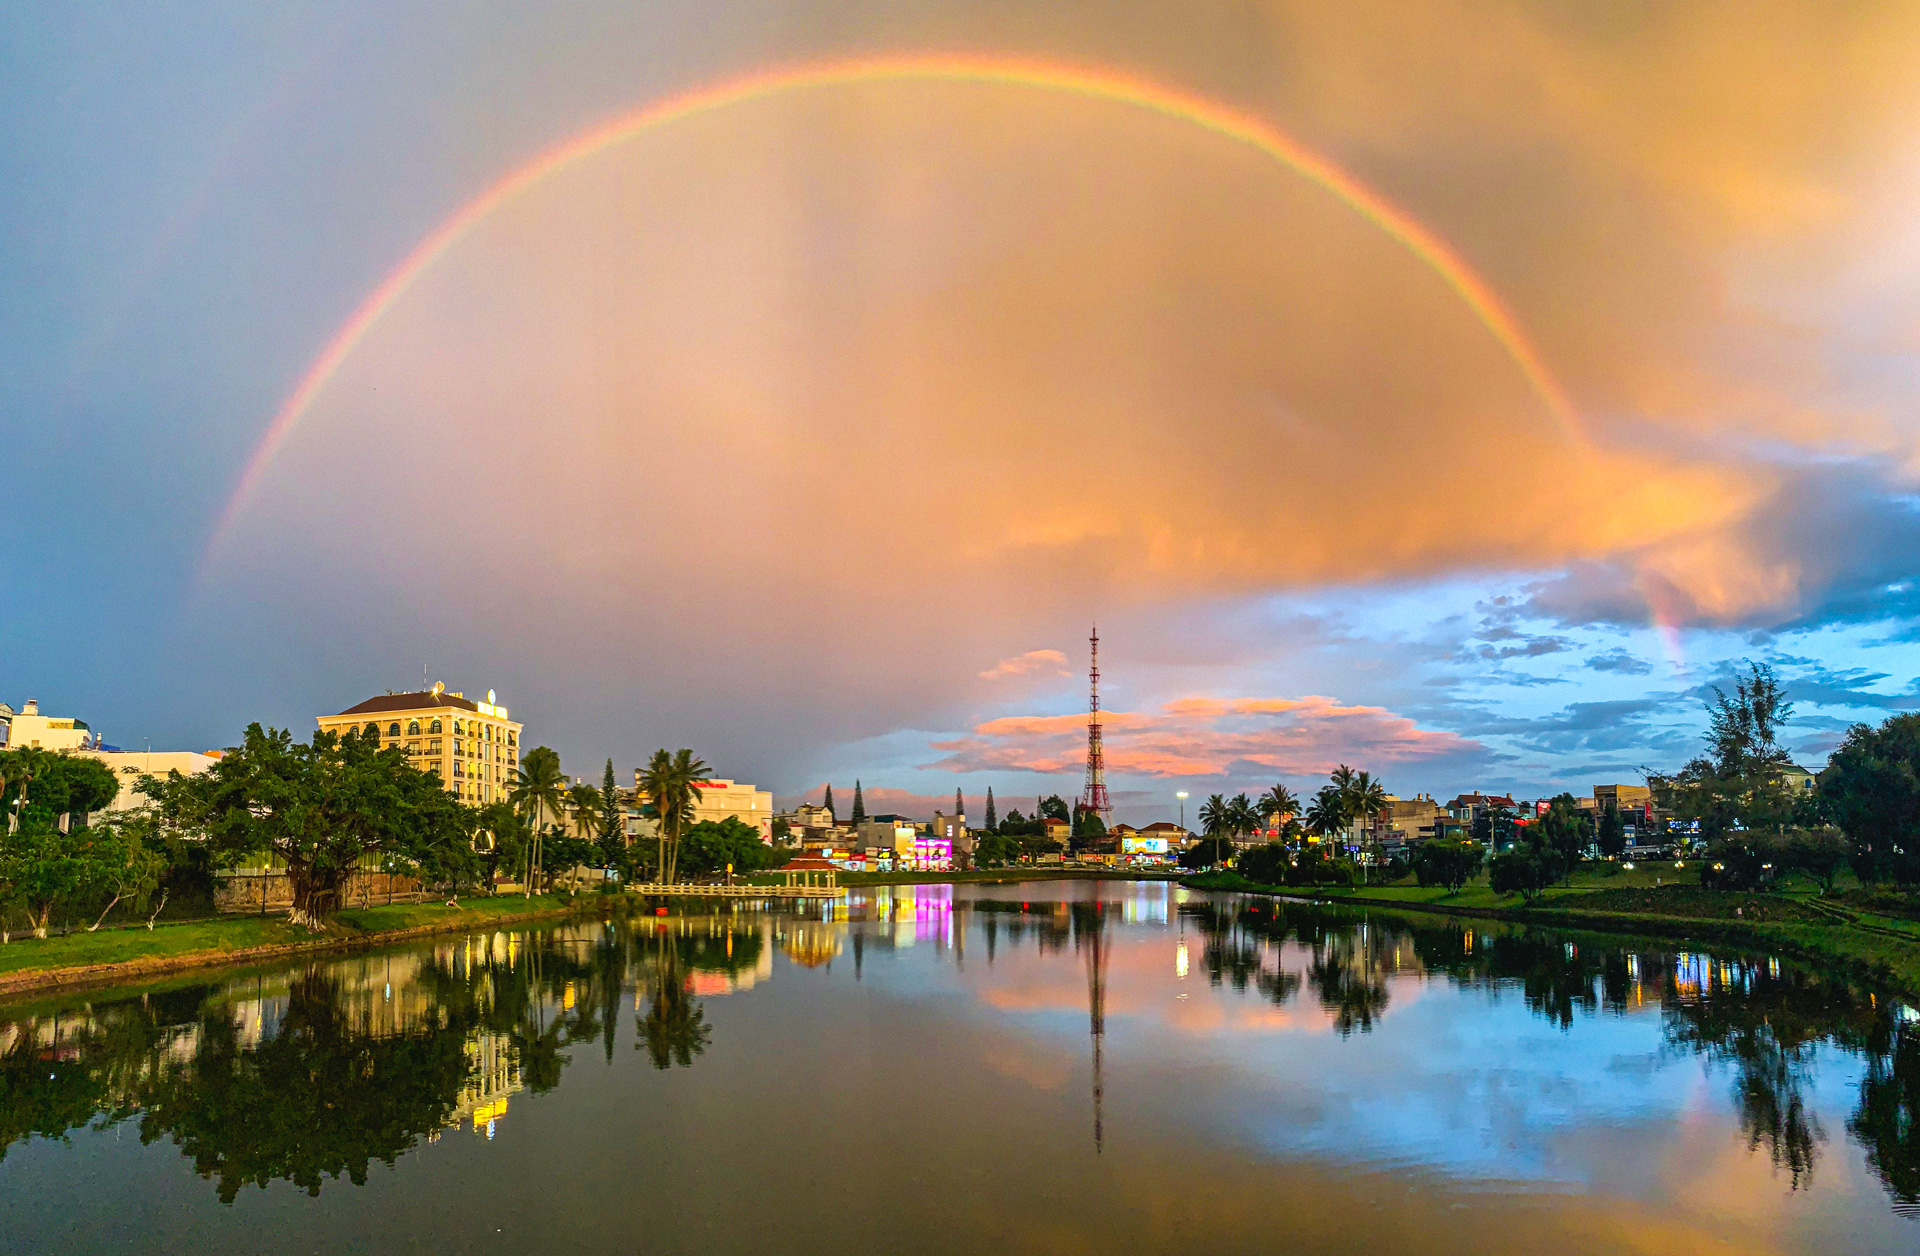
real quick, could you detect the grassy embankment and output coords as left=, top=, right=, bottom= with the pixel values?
left=1182, top=862, right=1920, bottom=997
left=0, top=893, right=614, bottom=995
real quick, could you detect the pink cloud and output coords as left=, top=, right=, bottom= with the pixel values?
left=925, top=693, right=1482, bottom=780
left=979, top=649, right=1072, bottom=680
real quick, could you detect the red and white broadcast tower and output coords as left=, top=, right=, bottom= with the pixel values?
left=1079, top=626, right=1113, bottom=827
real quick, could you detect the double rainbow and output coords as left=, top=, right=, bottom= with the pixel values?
left=207, top=52, right=1584, bottom=562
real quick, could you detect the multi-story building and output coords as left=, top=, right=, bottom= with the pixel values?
left=1446, top=792, right=1516, bottom=829
left=317, top=683, right=522, bottom=805
left=928, top=809, right=971, bottom=861
left=1, top=698, right=102, bottom=752
left=1593, top=783, right=1651, bottom=811
left=1380, top=794, right=1448, bottom=850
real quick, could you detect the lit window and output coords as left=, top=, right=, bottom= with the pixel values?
left=407, top=720, right=421, bottom=736
left=388, top=722, right=401, bottom=738
left=429, top=718, right=442, bottom=734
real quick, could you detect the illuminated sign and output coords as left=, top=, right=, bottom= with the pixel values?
left=1121, top=836, right=1169, bottom=855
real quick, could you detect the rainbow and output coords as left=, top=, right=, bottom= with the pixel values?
left=206, top=52, right=1584, bottom=562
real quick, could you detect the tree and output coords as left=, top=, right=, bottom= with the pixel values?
left=472, top=802, right=527, bottom=894
left=677, top=817, right=775, bottom=880
left=1597, top=806, right=1627, bottom=858
left=597, top=760, right=624, bottom=876
left=1228, top=793, right=1260, bottom=841
left=973, top=831, right=1019, bottom=868
left=1178, top=837, right=1234, bottom=872
left=1412, top=840, right=1480, bottom=893
left=509, top=747, right=566, bottom=898
left=850, top=780, right=866, bottom=826
left=1237, top=842, right=1291, bottom=885
left=1039, top=795, right=1070, bottom=824
left=984, top=787, right=997, bottom=832
left=1535, top=794, right=1592, bottom=883
left=1303, top=786, right=1349, bottom=849
left=80, top=817, right=168, bottom=931
left=1332, top=770, right=1389, bottom=883
left=567, top=782, right=602, bottom=843
left=1659, top=661, right=1801, bottom=839
left=822, top=784, right=835, bottom=822
left=1822, top=713, right=1920, bottom=885
left=637, top=749, right=710, bottom=884
left=162, top=725, right=468, bottom=927
left=1489, top=849, right=1555, bottom=901
left=1260, top=784, right=1299, bottom=842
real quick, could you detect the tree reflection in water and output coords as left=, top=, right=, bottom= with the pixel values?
left=3, top=898, right=1920, bottom=1220
left=1178, top=896, right=1920, bottom=1208
left=0, top=913, right=767, bottom=1201
left=638, top=932, right=712, bottom=1070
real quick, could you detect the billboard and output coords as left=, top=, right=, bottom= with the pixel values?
left=1121, top=836, right=1169, bottom=855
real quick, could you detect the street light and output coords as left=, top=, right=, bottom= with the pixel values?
left=1176, top=791, right=1188, bottom=831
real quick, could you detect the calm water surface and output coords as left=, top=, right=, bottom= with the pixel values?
left=1, top=880, right=1917, bottom=1254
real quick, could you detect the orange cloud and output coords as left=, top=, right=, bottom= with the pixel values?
left=928, top=693, right=1481, bottom=779
left=979, top=650, right=1071, bottom=680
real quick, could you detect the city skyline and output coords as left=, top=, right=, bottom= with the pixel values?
left=5, top=3, right=1919, bottom=819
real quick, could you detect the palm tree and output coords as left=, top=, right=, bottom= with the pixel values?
left=567, top=782, right=602, bottom=841
left=637, top=748, right=709, bottom=884
left=509, top=746, right=566, bottom=897
left=563, top=782, right=603, bottom=892
left=1260, top=784, right=1300, bottom=847
left=1228, top=793, right=1261, bottom=842
left=1303, top=785, right=1348, bottom=848
left=1348, top=770, right=1390, bottom=883
left=1198, top=793, right=1230, bottom=870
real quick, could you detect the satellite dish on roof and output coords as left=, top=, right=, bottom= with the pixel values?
left=431, top=681, right=445, bottom=696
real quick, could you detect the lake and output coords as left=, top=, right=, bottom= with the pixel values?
left=1, top=879, right=1915, bottom=1254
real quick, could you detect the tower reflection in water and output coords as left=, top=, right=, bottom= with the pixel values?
left=1, top=889, right=1918, bottom=1220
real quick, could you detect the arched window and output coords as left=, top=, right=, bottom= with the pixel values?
left=429, top=718, right=442, bottom=734
left=407, top=720, right=421, bottom=736
left=387, top=722, right=401, bottom=738
left=453, top=719, right=465, bottom=736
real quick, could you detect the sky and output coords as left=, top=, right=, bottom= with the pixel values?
left=4, top=1, right=1919, bottom=823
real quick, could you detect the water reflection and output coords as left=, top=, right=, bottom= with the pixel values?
left=1, top=885, right=1919, bottom=1235
left=0, top=910, right=781, bottom=1198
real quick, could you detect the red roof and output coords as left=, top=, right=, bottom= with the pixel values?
left=781, top=856, right=839, bottom=870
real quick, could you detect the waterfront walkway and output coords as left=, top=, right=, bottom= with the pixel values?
left=626, top=878, right=842, bottom=900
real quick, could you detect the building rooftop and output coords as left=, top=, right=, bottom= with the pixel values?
left=333, top=689, right=490, bottom=717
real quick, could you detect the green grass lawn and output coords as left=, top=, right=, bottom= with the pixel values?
left=0, top=893, right=589, bottom=980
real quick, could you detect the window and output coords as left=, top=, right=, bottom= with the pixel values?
left=429, top=739, right=442, bottom=754
left=429, top=718, right=442, bottom=734
left=408, top=741, right=421, bottom=754
left=407, top=720, right=420, bottom=736
left=387, top=722, right=401, bottom=738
